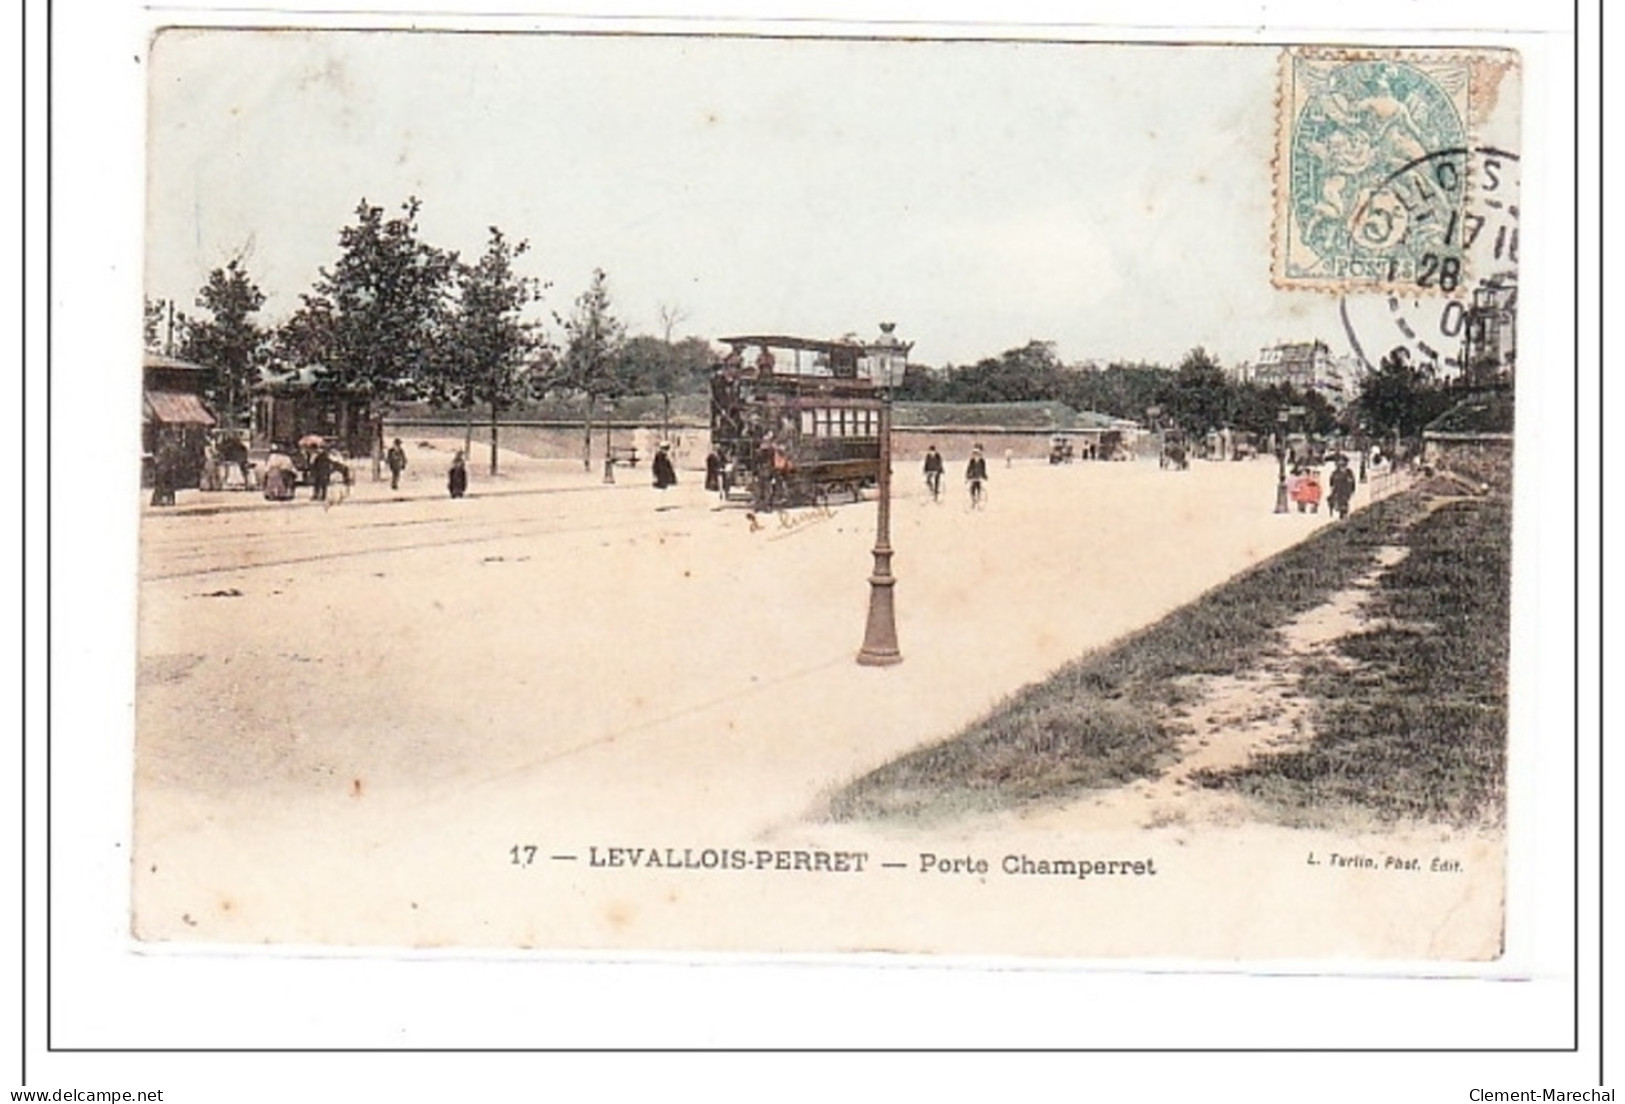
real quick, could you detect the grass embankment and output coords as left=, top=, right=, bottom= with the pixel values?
left=1192, top=496, right=1511, bottom=826
left=827, top=493, right=1434, bottom=824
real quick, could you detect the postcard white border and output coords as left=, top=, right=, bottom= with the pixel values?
left=23, top=0, right=1597, bottom=1095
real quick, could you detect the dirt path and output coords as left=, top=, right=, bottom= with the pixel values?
left=1019, top=543, right=1415, bottom=834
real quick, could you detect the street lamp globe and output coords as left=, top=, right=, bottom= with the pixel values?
left=867, top=322, right=907, bottom=390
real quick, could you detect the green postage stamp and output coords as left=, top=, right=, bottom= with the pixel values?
left=1273, top=46, right=1513, bottom=293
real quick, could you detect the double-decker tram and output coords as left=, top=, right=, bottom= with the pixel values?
left=710, top=335, right=884, bottom=508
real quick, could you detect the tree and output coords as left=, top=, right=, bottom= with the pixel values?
left=637, top=304, right=701, bottom=441
left=618, top=334, right=713, bottom=441
left=1056, top=361, right=1171, bottom=420
left=941, top=341, right=1062, bottom=404
left=439, top=227, right=545, bottom=475
left=1358, top=346, right=1454, bottom=441
left=618, top=336, right=680, bottom=439
left=1162, top=346, right=1230, bottom=435
left=559, top=269, right=627, bottom=470
left=178, top=259, right=267, bottom=428
left=143, top=298, right=170, bottom=354
left=287, top=198, right=459, bottom=398
left=893, top=362, right=948, bottom=403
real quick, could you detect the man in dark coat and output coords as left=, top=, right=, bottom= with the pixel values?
left=965, top=445, right=989, bottom=508
left=1328, top=458, right=1357, bottom=519
left=310, top=447, right=334, bottom=501
left=386, top=438, right=408, bottom=490
left=149, top=440, right=179, bottom=506
left=652, top=444, right=678, bottom=490
left=447, top=451, right=468, bottom=498
left=923, top=445, right=944, bottom=501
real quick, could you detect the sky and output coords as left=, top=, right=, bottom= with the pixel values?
left=146, top=30, right=1434, bottom=370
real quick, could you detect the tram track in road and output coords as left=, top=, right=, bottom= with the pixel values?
left=140, top=495, right=717, bottom=582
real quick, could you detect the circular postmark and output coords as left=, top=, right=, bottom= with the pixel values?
left=1340, top=147, right=1519, bottom=379
left=1290, top=58, right=1469, bottom=283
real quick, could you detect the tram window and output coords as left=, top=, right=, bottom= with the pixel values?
left=840, top=410, right=852, bottom=437
left=801, top=410, right=815, bottom=436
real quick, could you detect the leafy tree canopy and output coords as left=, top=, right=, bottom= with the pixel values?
left=1358, top=347, right=1457, bottom=438
left=279, top=197, right=459, bottom=397
left=558, top=268, right=627, bottom=399
left=178, top=259, right=268, bottom=425
left=435, top=226, right=546, bottom=411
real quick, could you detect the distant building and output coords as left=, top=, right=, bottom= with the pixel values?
left=1462, top=274, right=1517, bottom=385
left=1249, top=340, right=1362, bottom=406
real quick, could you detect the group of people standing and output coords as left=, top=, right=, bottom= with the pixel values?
left=1289, top=456, right=1358, bottom=519
left=261, top=442, right=350, bottom=502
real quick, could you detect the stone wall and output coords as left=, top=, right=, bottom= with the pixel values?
left=1422, top=435, right=1514, bottom=493
left=386, top=419, right=709, bottom=469
left=387, top=418, right=1133, bottom=469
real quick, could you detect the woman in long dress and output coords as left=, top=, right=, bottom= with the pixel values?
left=652, top=444, right=677, bottom=491
left=262, top=449, right=296, bottom=501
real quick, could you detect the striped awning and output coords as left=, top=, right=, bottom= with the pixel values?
left=144, top=390, right=217, bottom=426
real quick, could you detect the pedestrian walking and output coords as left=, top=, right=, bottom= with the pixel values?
left=149, top=440, right=179, bottom=507
left=218, top=433, right=251, bottom=489
left=1328, top=458, right=1356, bottom=519
left=310, top=447, right=334, bottom=501
left=923, top=444, right=944, bottom=502
left=652, top=442, right=678, bottom=491
left=1295, top=467, right=1323, bottom=514
left=199, top=437, right=222, bottom=491
left=704, top=448, right=722, bottom=493
left=386, top=438, right=408, bottom=490
left=447, top=451, right=468, bottom=499
left=966, top=444, right=989, bottom=509
left=262, top=448, right=296, bottom=501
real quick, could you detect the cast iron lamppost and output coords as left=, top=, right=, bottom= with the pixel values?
left=1273, top=404, right=1305, bottom=513
left=1273, top=408, right=1291, bottom=513
left=858, top=323, right=911, bottom=667
left=602, top=397, right=617, bottom=484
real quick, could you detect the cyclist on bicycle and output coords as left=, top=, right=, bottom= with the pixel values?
left=923, top=445, right=944, bottom=502
left=965, top=444, right=989, bottom=509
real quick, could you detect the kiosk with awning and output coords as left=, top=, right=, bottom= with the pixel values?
left=142, top=354, right=218, bottom=487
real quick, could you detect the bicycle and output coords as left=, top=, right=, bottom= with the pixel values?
left=968, top=477, right=985, bottom=510
left=925, top=470, right=943, bottom=502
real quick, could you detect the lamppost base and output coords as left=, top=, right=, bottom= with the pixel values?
left=602, top=459, right=615, bottom=484
left=1274, top=481, right=1290, bottom=514
left=857, top=573, right=902, bottom=666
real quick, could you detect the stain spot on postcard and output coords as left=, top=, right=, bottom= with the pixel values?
left=139, top=654, right=203, bottom=686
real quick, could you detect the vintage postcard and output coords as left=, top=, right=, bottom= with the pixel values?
left=131, top=27, right=1530, bottom=965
